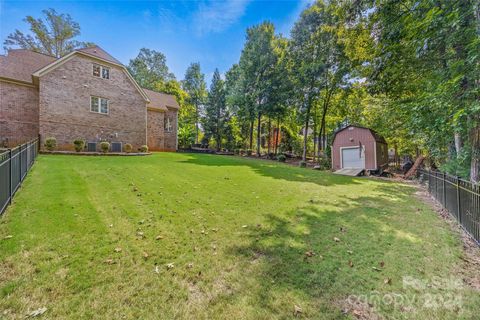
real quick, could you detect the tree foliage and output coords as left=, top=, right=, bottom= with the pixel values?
left=3, top=8, right=92, bottom=57
left=128, top=48, right=176, bottom=90
left=182, top=63, right=207, bottom=144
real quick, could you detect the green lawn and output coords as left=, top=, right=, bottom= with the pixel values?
left=0, top=153, right=478, bottom=319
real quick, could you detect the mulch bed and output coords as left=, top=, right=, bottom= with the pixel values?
left=40, top=151, right=151, bottom=156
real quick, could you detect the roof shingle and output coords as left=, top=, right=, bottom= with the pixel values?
left=143, top=88, right=180, bottom=111
left=77, top=46, right=123, bottom=65
left=0, top=49, right=57, bottom=83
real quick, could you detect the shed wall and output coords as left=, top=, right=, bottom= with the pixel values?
left=332, top=127, right=376, bottom=170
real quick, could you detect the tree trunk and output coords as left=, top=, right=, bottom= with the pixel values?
left=195, top=103, right=199, bottom=144
left=275, top=117, right=280, bottom=155
left=454, top=132, right=463, bottom=157
left=470, top=118, right=480, bottom=183
left=312, top=106, right=318, bottom=162
left=249, top=119, right=254, bottom=150
left=267, top=118, right=271, bottom=155
left=256, top=112, right=262, bottom=157
left=302, top=100, right=311, bottom=162
left=317, top=88, right=332, bottom=158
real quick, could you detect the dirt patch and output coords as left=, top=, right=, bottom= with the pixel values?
left=414, top=187, right=480, bottom=291
left=337, top=296, right=383, bottom=320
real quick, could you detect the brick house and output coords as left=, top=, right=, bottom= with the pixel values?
left=0, top=46, right=179, bottom=151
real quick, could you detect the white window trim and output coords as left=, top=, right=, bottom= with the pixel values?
left=90, top=96, right=109, bottom=115
left=165, top=116, right=173, bottom=132
left=93, top=64, right=110, bottom=79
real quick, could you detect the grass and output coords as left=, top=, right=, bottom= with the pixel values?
left=0, top=153, right=478, bottom=319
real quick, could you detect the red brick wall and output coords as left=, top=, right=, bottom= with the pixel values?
left=38, top=54, right=147, bottom=150
left=147, top=109, right=165, bottom=151
left=0, top=81, right=39, bottom=146
left=332, top=127, right=376, bottom=170
left=164, top=108, right=178, bottom=151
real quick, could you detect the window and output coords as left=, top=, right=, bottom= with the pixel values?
left=164, top=116, right=173, bottom=132
left=93, top=64, right=109, bottom=79
left=90, top=96, right=109, bottom=114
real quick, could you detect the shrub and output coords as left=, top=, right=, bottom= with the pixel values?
left=44, top=137, right=56, bottom=151
left=317, top=155, right=331, bottom=170
left=100, top=141, right=110, bottom=153
left=246, top=149, right=253, bottom=156
left=277, top=154, right=286, bottom=162
left=299, top=160, right=307, bottom=168
left=124, top=143, right=133, bottom=153
left=73, top=139, right=85, bottom=152
left=139, top=145, right=148, bottom=153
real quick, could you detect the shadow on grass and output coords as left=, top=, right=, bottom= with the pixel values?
left=225, top=189, right=456, bottom=317
left=177, top=153, right=370, bottom=187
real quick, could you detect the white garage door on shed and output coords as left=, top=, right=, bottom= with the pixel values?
left=341, top=147, right=365, bottom=169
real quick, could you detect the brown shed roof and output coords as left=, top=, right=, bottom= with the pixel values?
left=0, top=49, right=57, bottom=84
left=332, top=125, right=387, bottom=144
left=143, top=88, right=180, bottom=111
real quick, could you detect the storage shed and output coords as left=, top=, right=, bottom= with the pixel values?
left=331, top=125, right=388, bottom=172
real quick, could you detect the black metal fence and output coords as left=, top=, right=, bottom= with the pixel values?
left=0, top=138, right=39, bottom=215
left=417, top=169, right=480, bottom=244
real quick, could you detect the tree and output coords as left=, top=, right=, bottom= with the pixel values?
left=203, top=69, right=227, bottom=150
left=290, top=1, right=329, bottom=161
left=238, top=22, right=278, bottom=156
left=3, top=8, right=92, bottom=58
left=182, top=63, right=207, bottom=144
left=345, top=0, right=479, bottom=181
left=128, top=48, right=175, bottom=90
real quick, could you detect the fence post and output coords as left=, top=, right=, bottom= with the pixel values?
left=443, top=172, right=446, bottom=206
left=9, top=149, right=12, bottom=205
left=456, top=177, right=461, bottom=224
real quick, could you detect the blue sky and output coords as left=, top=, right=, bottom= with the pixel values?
left=0, top=0, right=313, bottom=84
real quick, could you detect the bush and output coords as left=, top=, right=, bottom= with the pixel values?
left=317, top=155, right=331, bottom=170
left=124, top=143, right=133, bottom=153
left=100, top=141, right=110, bottom=153
left=73, top=139, right=85, bottom=152
left=299, top=160, right=307, bottom=168
left=139, top=145, right=148, bottom=153
left=246, top=149, right=253, bottom=156
left=277, top=154, right=286, bottom=162
left=44, top=137, right=57, bottom=151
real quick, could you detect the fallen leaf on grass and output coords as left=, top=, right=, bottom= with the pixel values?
left=347, top=250, right=353, bottom=254
left=136, top=231, right=145, bottom=238
left=242, top=225, right=248, bottom=228
left=155, top=235, right=163, bottom=240
left=334, top=237, right=340, bottom=242
left=293, top=304, right=302, bottom=316
left=304, top=251, right=315, bottom=258
left=187, top=263, right=193, bottom=269
left=3, top=235, right=13, bottom=240
left=154, top=266, right=160, bottom=274
left=143, top=252, right=149, bottom=260
left=349, top=260, right=354, bottom=268
left=372, top=267, right=381, bottom=272
left=26, top=307, right=47, bottom=318
left=166, top=263, right=174, bottom=270
left=379, top=261, right=385, bottom=268
left=384, top=278, right=392, bottom=285
left=114, top=247, right=122, bottom=253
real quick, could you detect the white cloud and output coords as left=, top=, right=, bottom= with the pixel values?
left=193, top=0, right=251, bottom=36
